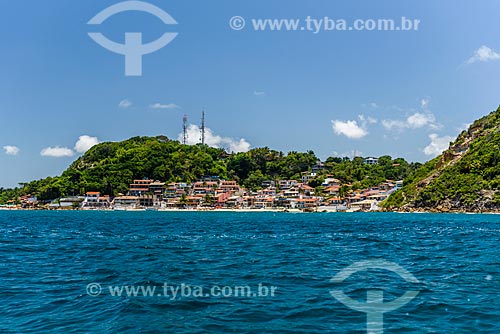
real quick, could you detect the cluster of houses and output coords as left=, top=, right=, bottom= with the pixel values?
left=21, top=174, right=402, bottom=212
left=0, top=158, right=405, bottom=212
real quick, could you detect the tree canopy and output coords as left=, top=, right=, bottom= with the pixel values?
left=0, top=136, right=417, bottom=203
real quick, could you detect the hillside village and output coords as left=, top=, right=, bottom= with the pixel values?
left=5, top=158, right=403, bottom=212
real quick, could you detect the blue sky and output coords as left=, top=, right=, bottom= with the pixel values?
left=1, top=0, right=500, bottom=187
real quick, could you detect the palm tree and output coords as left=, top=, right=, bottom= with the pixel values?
left=180, top=194, right=188, bottom=208
left=339, top=185, right=349, bottom=200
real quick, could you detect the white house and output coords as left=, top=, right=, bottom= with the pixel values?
left=364, top=157, right=379, bottom=165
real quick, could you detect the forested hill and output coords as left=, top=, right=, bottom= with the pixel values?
left=383, top=106, right=500, bottom=212
left=0, top=136, right=419, bottom=202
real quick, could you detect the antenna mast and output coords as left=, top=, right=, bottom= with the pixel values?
left=182, top=114, right=188, bottom=145
left=201, top=110, right=206, bottom=145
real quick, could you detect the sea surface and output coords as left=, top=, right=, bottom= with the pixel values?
left=1, top=211, right=500, bottom=333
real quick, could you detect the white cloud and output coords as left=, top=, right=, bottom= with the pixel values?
left=41, top=146, right=74, bottom=158
left=420, top=98, right=430, bottom=109
left=466, top=45, right=500, bottom=64
left=179, top=125, right=251, bottom=153
left=382, top=112, right=440, bottom=131
left=226, top=138, right=252, bottom=153
left=74, top=135, right=100, bottom=154
left=118, top=99, right=132, bottom=109
left=3, top=145, right=20, bottom=156
left=362, top=102, right=380, bottom=109
left=254, top=91, right=266, bottom=96
left=457, top=122, right=472, bottom=132
left=338, top=150, right=363, bottom=158
left=150, top=103, right=180, bottom=110
left=423, top=134, right=454, bottom=157
left=381, top=119, right=406, bottom=130
left=407, top=112, right=435, bottom=128
left=358, top=114, right=377, bottom=124
left=331, top=120, right=368, bottom=139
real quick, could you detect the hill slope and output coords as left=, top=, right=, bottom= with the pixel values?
left=384, top=106, right=500, bottom=212
left=1, top=136, right=419, bottom=203
left=6, top=136, right=319, bottom=201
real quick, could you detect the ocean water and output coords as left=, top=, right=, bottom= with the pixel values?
left=1, top=211, right=500, bottom=333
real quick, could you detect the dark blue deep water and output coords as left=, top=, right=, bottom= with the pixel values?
left=1, top=211, right=500, bottom=333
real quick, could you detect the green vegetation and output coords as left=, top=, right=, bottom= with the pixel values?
left=0, top=187, right=22, bottom=204
left=323, top=156, right=420, bottom=191
left=384, top=106, right=500, bottom=211
left=0, top=135, right=417, bottom=203
left=7, top=105, right=498, bottom=210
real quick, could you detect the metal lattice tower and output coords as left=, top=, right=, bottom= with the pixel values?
left=182, top=114, right=188, bottom=145
left=201, top=110, right=205, bottom=145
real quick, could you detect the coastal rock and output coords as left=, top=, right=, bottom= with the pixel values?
left=383, top=106, right=500, bottom=213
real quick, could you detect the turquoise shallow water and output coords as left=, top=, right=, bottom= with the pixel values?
left=1, top=211, right=500, bottom=333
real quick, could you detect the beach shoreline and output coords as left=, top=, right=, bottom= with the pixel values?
left=2, top=207, right=500, bottom=214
